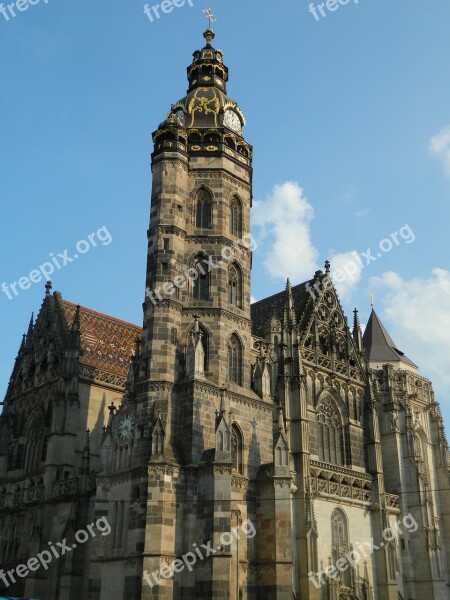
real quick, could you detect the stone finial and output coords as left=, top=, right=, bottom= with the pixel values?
left=45, top=280, right=52, bottom=295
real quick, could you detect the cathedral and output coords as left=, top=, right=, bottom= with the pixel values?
left=1, top=25, right=450, bottom=600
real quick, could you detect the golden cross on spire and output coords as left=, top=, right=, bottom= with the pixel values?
left=203, top=8, right=216, bottom=28
left=370, top=291, right=375, bottom=310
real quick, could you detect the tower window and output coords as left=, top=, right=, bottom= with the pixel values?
left=227, top=333, right=243, bottom=386
left=229, top=196, right=242, bottom=236
left=228, top=263, right=242, bottom=307
left=195, top=189, right=212, bottom=228
left=193, top=255, right=209, bottom=300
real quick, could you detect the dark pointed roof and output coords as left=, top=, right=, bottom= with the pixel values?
left=362, top=309, right=417, bottom=368
left=251, top=281, right=310, bottom=337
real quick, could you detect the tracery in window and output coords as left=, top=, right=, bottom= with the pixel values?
left=317, top=398, right=344, bottom=465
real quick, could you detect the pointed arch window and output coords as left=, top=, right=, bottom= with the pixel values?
left=195, top=189, right=212, bottom=228
left=228, top=263, right=242, bottom=307
left=231, top=424, right=243, bottom=474
left=331, top=509, right=351, bottom=586
left=25, top=413, right=45, bottom=474
left=317, top=398, right=344, bottom=465
left=193, top=254, right=209, bottom=300
left=417, top=431, right=431, bottom=480
left=229, top=196, right=242, bottom=236
left=227, top=334, right=242, bottom=386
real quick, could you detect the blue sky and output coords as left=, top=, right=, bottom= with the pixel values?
left=1, top=0, right=450, bottom=425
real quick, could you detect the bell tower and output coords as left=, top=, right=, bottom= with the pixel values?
left=142, top=25, right=254, bottom=398
left=136, top=25, right=277, bottom=600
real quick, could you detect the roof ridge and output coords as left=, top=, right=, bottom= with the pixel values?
left=252, top=280, right=309, bottom=307
left=61, top=299, right=141, bottom=331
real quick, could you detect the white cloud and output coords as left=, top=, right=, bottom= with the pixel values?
left=354, top=208, right=370, bottom=218
left=370, top=268, right=450, bottom=406
left=429, top=125, right=450, bottom=177
left=329, top=250, right=363, bottom=301
left=252, top=182, right=319, bottom=282
left=252, top=181, right=362, bottom=301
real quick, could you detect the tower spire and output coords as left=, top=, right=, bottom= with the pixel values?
left=202, top=7, right=216, bottom=29
left=26, top=313, right=34, bottom=346
left=353, top=308, right=363, bottom=352
left=202, top=8, right=216, bottom=46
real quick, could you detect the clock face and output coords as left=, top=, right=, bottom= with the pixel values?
left=224, top=109, right=241, bottom=132
left=116, top=412, right=136, bottom=443
left=174, top=109, right=185, bottom=126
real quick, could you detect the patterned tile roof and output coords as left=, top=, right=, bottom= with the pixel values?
left=61, top=300, right=142, bottom=377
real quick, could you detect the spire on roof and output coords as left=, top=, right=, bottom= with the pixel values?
left=26, top=313, right=34, bottom=347
left=286, top=278, right=293, bottom=311
left=363, top=309, right=417, bottom=369
left=69, top=304, right=81, bottom=351
left=283, top=278, right=296, bottom=330
left=202, top=8, right=216, bottom=45
left=352, top=308, right=363, bottom=352
left=71, top=304, right=81, bottom=332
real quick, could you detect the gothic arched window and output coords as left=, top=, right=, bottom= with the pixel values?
left=231, top=424, right=243, bottom=474
left=25, top=413, right=45, bottom=474
left=317, top=398, right=344, bottom=465
left=227, top=334, right=243, bottom=386
left=417, top=430, right=431, bottom=481
left=192, top=254, right=209, bottom=300
left=195, top=189, right=212, bottom=228
left=228, top=263, right=242, bottom=307
left=331, top=508, right=351, bottom=585
left=230, top=196, right=242, bottom=236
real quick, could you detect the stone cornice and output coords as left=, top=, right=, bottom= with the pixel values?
left=187, top=380, right=273, bottom=414
left=79, top=364, right=127, bottom=391
left=190, top=169, right=251, bottom=190
left=182, top=307, right=251, bottom=328
left=310, top=460, right=372, bottom=481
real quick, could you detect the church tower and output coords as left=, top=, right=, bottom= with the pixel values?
left=132, top=25, right=292, bottom=600
left=142, top=24, right=253, bottom=408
